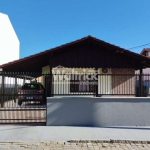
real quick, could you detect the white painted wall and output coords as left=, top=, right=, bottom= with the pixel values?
left=53, top=68, right=95, bottom=95
left=98, top=68, right=111, bottom=95
left=0, top=12, right=19, bottom=65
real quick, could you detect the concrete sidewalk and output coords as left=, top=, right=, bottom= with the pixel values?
left=0, top=126, right=150, bottom=142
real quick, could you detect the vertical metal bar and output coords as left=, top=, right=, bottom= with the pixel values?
left=129, top=74, right=131, bottom=95
left=148, top=73, right=150, bottom=96
left=1, top=74, right=4, bottom=108
left=14, top=76, right=17, bottom=103
left=97, top=72, right=100, bottom=95
left=120, top=74, right=124, bottom=94
left=74, top=73, right=75, bottom=95
left=63, top=74, right=64, bottom=95
left=95, top=68, right=98, bottom=97
left=139, top=68, right=143, bottom=96
left=100, top=74, right=102, bottom=95
left=58, top=74, right=59, bottom=95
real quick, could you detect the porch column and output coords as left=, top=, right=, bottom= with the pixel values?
left=1, top=74, right=4, bottom=108
left=139, top=68, right=143, bottom=96
left=95, top=68, right=98, bottom=97
left=49, top=67, right=53, bottom=97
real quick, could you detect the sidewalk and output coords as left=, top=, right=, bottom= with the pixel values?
left=0, top=126, right=150, bottom=142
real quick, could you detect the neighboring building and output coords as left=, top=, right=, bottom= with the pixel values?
left=139, top=48, right=150, bottom=93
left=140, top=48, right=150, bottom=74
left=141, top=48, right=150, bottom=58
left=0, top=12, right=19, bottom=65
left=0, top=35, right=150, bottom=96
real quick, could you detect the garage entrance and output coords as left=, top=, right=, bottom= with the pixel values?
left=0, top=72, right=47, bottom=125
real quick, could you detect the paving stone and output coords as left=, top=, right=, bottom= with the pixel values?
left=102, top=143, right=109, bottom=147
left=1, top=141, right=150, bottom=150
left=93, top=146, right=99, bottom=150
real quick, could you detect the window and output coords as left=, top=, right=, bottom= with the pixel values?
left=22, top=83, right=41, bottom=90
left=70, top=74, right=95, bottom=92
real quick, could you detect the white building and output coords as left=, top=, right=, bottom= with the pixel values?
left=0, top=12, right=19, bottom=65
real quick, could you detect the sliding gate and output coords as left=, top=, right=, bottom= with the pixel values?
left=0, top=72, right=46, bottom=125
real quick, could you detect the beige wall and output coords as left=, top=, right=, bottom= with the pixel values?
left=42, top=66, right=50, bottom=87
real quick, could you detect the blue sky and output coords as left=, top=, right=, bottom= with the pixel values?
left=1, top=0, right=150, bottom=58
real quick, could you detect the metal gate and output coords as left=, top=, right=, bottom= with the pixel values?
left=0, top=72, right=47, bottom=125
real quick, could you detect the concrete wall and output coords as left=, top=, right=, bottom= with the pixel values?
left=47, top=97, right=150, bottom=126
left=0, top=13, right=19, bottom=65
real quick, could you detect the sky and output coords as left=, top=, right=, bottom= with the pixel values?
left=1, top=0, right=150, bottom=58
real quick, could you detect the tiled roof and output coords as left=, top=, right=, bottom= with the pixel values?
left=0, top=35, right=150, bottom=72
left=140, top=48, right=150, bottom=55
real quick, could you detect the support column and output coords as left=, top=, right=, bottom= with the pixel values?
left=1, top=75, right=4, bottom=108
left=139, top=68, right=143, bottom=96
left=49, top=67, right=53, bottom=97
left=95, top=68, right=98, bottom=97
left=23, top=77, right=25, bottom=84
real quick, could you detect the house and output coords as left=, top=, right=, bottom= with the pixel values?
left=1, top=35, right=150, bottom=126
left=0, top=35, right=150, bottom=97
left=0, top=12, right=19, bottom=65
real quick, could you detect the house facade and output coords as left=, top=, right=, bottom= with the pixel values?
left=0, top=35, right=150, bottom=97
left=42, top=66, right=135, bottom=96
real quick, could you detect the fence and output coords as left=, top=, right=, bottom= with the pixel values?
left=0, top=72, right=149, bottom=124
left=0, top=72, right=150, bottom=100
left=51, top=73, right=149, bottom=97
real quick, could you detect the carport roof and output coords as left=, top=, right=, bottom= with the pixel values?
left=0, top=35, right=150, bottom=72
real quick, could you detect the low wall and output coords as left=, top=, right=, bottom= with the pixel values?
left=47, top=97, right=150, bottom=126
